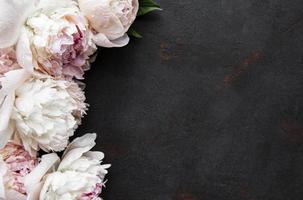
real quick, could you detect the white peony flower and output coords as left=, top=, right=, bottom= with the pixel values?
left=11, top=78, right=87, bottom=154
left=40, top=171, right=104, bottom=200
left=78, top=0, right=139, bottom=47
left=25, top=133, right=110, bottom=200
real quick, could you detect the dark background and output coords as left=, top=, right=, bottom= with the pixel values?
left=78, top=0, right=303, bottom=199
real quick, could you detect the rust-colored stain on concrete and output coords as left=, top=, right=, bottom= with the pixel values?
left=239, top=183, right=252, bottom=199
left=160, top=42, right=176, bottom=61
left=159, top=39, right=186, bottom=61
left=221, top=52, right=264, bottom=89
left=281, top=118, right=303, bottom=143
left=175, top=192, right=196, bottom=200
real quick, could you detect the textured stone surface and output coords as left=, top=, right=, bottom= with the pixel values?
left=78, top=0, right=303, bottom=199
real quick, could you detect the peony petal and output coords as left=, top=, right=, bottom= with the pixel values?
left=0, top=69, right=29, bottom=96
left=37, top=0, right=75, bottom=10
left=93, top=33, right=130, bottom=48
left=5, top=189, right=27, bottom=200
left=16, top=28, right=48, bottom=79
left=83, top=151, right=105, bottom=161
left=24, top=153, right=60, bottom=194
left=0, top=0, right=36, bottom=48
left=38, top=173, right=56, bottom=200
left=0, top=93, right=14, bottom=145
left=78, top=0, right=124, bottom=34
left=16, top=28, right=37, bottom=74
left=26, top=182, right=43, bottom=200
left=18, top=135, right=38, bottom=157
left=62, top=133, right=97, bottom=157
left=0, top=157, right=7, bottom=199
left=0, top=177, right=4, bottom=199
left=59, top=133, right=96, bottom=170
left=0, top=69, right=30, bottom=141
left=0, top=122, right=14, bottom=149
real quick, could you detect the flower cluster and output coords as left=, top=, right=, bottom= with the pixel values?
left=0, top=0, right=160, bottom=199
left=0, top=0, right=139, bottom=199
left=0, top=134, right=109, bottom=200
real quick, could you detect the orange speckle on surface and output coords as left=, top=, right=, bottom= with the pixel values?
left=221, top=52, right=264, bottom=89
left=281, top=119, right=303, bottom=143
left=160, top=42, right=174, bottom=61
left=175, top=192, right=196, bottom=200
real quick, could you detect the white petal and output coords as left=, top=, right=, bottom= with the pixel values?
left=93, top=33, right=130, bottom=48
left=0, top=122, right=14, bottom=149
left=5, top=190, right=26, bottom=200
left=83, top=151, right=104, bottom=161
left=0, top=69, right=29, bottom=95
left=63, top=133, right=97, bottom=157
left=59, top=133, right=96, bottom=170
left=0, top=69, right=30, bottom=134
left=16, top=28, right=36, bottom=74
left=0, top=157, right=7, bottom=199
left=78, top=0, right=127, bottom=40
left=24, top=153, right=60, bottom=194
left=37, top=0, right=74, bottom=9
left=0, top=0, right=36, bottom=48
left=0, top=93, right=14, bottom=143
left=78, top=0, right=116, bottom=30
left=38, top=173, right=55, bottom=200
left=26, top=182, right=43, bottom=200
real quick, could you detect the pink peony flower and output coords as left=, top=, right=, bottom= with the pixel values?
left=0, top=0, right=97, bottom=80
left=0, top=142, right=38, bottom=195
left=10, top=0, right=97, bottom=80
left=26, top=10, right=97, bottom=80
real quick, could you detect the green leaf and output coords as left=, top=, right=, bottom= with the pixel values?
left=128, top=0, right=161, bottom=39
left=138, top=7, right=162, bottom=16
left=139, top=0, right=161, bottom=8
left=128, top=27, right=143, bottom=38
left=138, top=0, right=162, bottom=16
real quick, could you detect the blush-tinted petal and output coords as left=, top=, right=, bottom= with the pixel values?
left=93, top=33, right=130, bottom=48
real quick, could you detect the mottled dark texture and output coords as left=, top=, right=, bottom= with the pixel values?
left=78, top=0, right=303, bottom=199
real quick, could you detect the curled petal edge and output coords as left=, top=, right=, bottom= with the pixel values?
left=93, top=33, right=130, bottom=48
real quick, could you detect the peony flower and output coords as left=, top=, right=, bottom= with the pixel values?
left=78, top=0, right=139, bottom=47
left=21, top=0, right=97, bottom=79
left=0, top=141, right=59, bottom=200
left=0, top=142, right=38, bottom=199
left=11, top=77, right=87, bottom=154
left=0, top=0, right=97, bottom=80
left=26, top=133, right=110, bottom=200
left=39, top=134, right=110, bottom=200
left=0, top=47, right=20, bottom=76
left=0, top=0, right=140, bottom=79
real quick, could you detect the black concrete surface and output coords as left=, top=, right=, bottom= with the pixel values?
left=78, top=0, right=303, bottom=199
